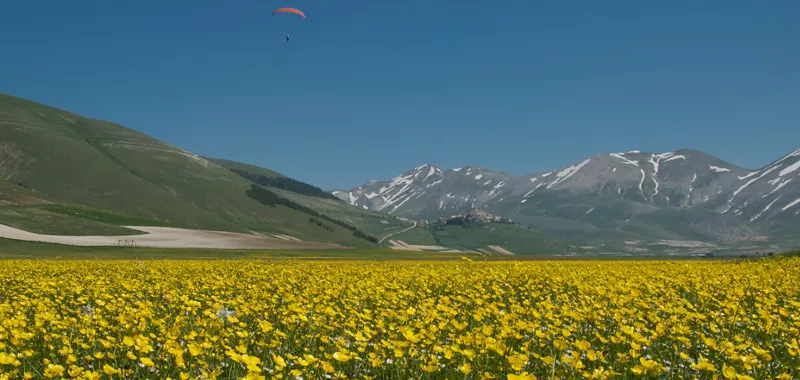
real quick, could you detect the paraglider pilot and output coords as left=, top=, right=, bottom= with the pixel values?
left=286, top=33, right=290, bottom=42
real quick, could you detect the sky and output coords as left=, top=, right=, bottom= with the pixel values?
left=1, top=0, right=799, bottom=190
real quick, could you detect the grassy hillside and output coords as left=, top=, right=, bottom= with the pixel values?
left=0, top=93, right=377, bottom=247
left=207, top=158, right=284, bottom=179
left=388, top=226, right=439, bottom=246
left=388, top=222, right=575, bottom=255
left=0, top=180, right=166, bottom=235
left=270, top=188, right=411, bottom=239
left=0, top=180, right=52, bottom=205
left=211, top=158, right=413, bottom=240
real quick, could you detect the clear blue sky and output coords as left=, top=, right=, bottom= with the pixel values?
left=2, top=0, right=798, bottom=189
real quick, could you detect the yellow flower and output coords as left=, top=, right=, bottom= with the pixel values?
left=273, top=355, right=287, bottom=370
left=103, top=364, right=119, bottom=375
left=506, top=353, right=527, bottom=371
left=507, top=372, right=536, bottom=380
left=0, top=353, right=15, bottom=365
left=459, top=362, right=472, bottom=374
left=690, top=355, right=716, bottom=372
left=82, top=371, right=101, bottom=380
left=722, top=364, right=737, bottom=379
left=333, top=352, right=353, bottom=362
left=43, top=364, right=65, bottom=378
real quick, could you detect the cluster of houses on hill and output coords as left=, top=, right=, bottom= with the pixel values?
left=396, top=209, right=513, bottom=227
left=436, top=209, right=512, bottom=225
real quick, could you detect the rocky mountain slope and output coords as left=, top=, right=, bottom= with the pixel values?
left=336, top=148, right=800, bottom=244
left=705, top=148, right=800, bottom=233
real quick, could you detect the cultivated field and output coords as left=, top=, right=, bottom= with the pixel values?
left=1, top=257, right=798, bottom=379
left=0, top=224, right=343, bottom=250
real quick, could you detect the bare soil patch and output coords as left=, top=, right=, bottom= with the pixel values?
left=0, top=224, right=343, bottom=250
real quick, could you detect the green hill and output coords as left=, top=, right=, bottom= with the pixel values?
left=0, top=93, right=389, bottom=247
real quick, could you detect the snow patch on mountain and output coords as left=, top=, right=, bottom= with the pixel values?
left=709, top=165, right=730, bottom=173
left=783, top=198, right=800, bottom=211
left=648, top=153, right=675, bottom=197
left=738, top=172, right=758, bottom=180
left=638, top=169, right=646, bottom=192
left=474, top=174, right=483, bottom=180
left=664, top=155, right=686, bottom=162
left=732, top=166, right=780, bottom=199
left=763, top=179, right=792, bottom=198
left=779, top=160, right=800, bottom=177
left=423, top=166, right=437, bottom=181
left=547, top=159, right=591, bottom=189
left=524, top=183, right=546, bottom=197
left=426, top=179, right=443, bottom=188
left=750, top=197, right=781, bottom=222
left=610, top=153, right=639, bottom=166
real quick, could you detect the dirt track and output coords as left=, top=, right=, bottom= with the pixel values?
left=0, top=225, right=345, bottom=250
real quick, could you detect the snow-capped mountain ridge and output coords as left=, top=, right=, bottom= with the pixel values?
left=334, top=147, right=799, bottom=241
left=707, top=148, right=800, bottom=225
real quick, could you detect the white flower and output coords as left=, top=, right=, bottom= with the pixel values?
left=216, top=306, right=236, bottom=319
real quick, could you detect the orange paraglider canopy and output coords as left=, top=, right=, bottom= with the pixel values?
left=272, top=7, right=306, bottom=19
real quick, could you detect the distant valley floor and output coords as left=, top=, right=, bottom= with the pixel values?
left=0, top=224, right=344, bottom=250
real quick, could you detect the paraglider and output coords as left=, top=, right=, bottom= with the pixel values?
left=272, top=7, right=306, bottom=19
left=272, top=7, right=305, bottom=42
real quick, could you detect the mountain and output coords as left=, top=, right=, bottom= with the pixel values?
left=0, top=93, right=408, bottom=248
left=336, top=148, right=800, bottom=247
left=705, top=148, right=800, bottom=233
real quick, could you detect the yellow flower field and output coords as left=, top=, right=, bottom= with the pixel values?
left=1, top=258, right=798, bottom=380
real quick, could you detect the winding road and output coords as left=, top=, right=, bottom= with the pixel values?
left=379, top=224, right=416, bottom=244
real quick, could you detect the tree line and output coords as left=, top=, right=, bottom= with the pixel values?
left=309, top=217, right=334, bottom=232
left=246, top=185, right=379, bottom=244
left=231, top=169, right=340, bottom=201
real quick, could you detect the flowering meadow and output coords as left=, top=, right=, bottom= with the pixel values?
left=0, top=258, right=798, bottom=379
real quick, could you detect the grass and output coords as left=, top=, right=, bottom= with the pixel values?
left=0, top=237, right=786, bottom=261
left=206, top=157, right=285, bottom=178
left=0, top=93, right=387, bottom=247
left=385, top=226, right=438, bottom=245
left=430, top=223, right=574, bottom=254
left=0, top=206, right=142, bottom=236
left=0, top=238, right=468, bottom=260
left=382, top=223, right=575, bottom=255
left=269, top=188, right=411, bottom=239
left=0, top=180, right=51, bottom=205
